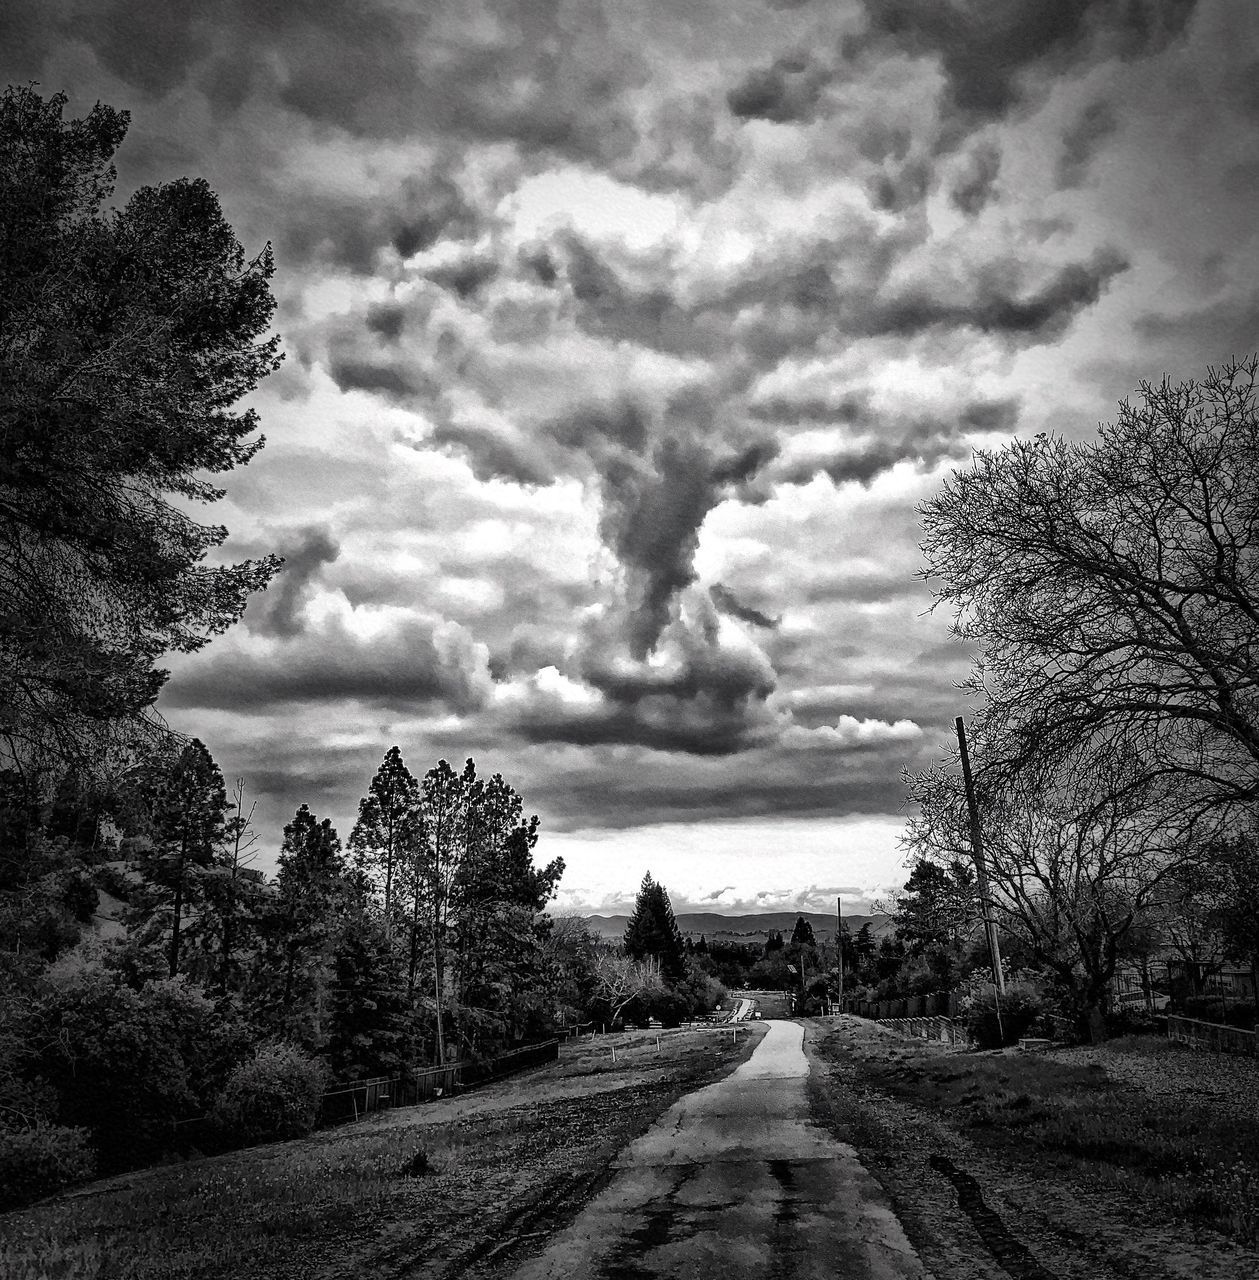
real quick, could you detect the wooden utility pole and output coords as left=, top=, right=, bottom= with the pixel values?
left=836, top=896, right=844, bottom=1014
left=955, top=716, right=1006, bottom=997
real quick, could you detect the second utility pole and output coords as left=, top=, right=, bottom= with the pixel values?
left=836, top=895, right=844, bottom=1014
left=955, top=716, right=1006, bottom=998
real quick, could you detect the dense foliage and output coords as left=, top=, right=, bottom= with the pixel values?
left=0, top=85, right=281, bottom=777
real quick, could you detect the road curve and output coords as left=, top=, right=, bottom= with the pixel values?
left=510, top=1019, right=926, bottom=1280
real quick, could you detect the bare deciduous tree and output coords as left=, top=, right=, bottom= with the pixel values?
left=920, top=357, right=1259, bottom=815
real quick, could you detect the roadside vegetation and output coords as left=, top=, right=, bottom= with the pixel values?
left=814, top=1022, right=1259, bottom=1248
left=0, top=1023, right=761, bottom=1280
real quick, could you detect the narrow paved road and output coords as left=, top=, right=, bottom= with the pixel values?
left=511, top=1020, right=926, bottom=1279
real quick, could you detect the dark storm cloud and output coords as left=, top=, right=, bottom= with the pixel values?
left=726, top=54, right=829, bottom=124
left=949, top=141, right=1002, bottom=214
left=599, top=433, right=779, bottom=658
left=600, top=437, right=724, bottom=658
left=277, top=175, right=482, bottom=275
left=426, top=423, right=558, bottom=487
left=558, top=234, right=720, bottom=358
left=775, top=396, right=1020, bottom=488
left=876, top=249, right=1128, bottom=339
left=845, top=0, right=1197, bottom=139
left=797, top=567, right=922, bottom=605
left=710, top=584, right=780, bottom=630
left=870, top=159, right=933, bottom=214
left=615, top=93, right=741, bottom=201
left=1056, top=101, right=1119, bottom=188
left=425, top=255, right=501, bottom=300
left=583, top=636, right=775, bottom=710
left=163, top=615, right=491, bottom=715
left=248, top=526, right=340, bottom=638
left=14, top=1, right=644, bottom=164
left=1132, top=298, right=1259, bottom=376
left=544, top=399, right=653, bottom=455
left=328, top=356, right=432, bottom=400
left=514, top=702, right=772, bottom=757
left=524, top=748, right=918, bottom=829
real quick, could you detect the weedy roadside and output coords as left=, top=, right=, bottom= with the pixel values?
left=807, top=1016, right=1259, bottom=1280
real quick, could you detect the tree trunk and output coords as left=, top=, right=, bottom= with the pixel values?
left=220, top=867, right=237, bottom=994
left=168, top=835, right=187, bottom=977
left=432, top=917, right=446, bottom=1065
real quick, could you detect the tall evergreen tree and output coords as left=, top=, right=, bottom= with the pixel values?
left=130, top=739, right=227, bottom=977
left=623, top=873, right=685, bottom=981
left=0, top=86, right=281, bottom=780
left=790, top=916, right=816, bottom=947
left=258, top=805, right=346, bottom=1048
left=347, top=746, right=423, bottom=935
left=327, top=910, right=410, bottom=1082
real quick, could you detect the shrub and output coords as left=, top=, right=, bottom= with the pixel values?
left=32, top=970, right=200, bottom=1171
left=0, top=1122, right=95, bottom=1209
left=963, top=981, right=1043, bottom=1048
left=209, top=1043, right=328, bottom=1147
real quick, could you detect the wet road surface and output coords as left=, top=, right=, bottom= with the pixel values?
left=510, top=1019, right=927, bottom=1279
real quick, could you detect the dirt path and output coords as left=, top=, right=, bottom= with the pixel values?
left=510, top=1019, right=927, bottom=1279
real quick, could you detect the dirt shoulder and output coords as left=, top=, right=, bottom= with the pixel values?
left=0, top=1024, right=765, bottom=1280
left=804, top=1016, right=1259, bottom=1280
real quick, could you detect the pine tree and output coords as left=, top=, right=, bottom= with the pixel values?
left=129, top=739, right=227, bottom=977
left=347, top=746, right=423, bottom=935
left=258, top=805, right=347, bottom=1048
left=623, top=873, right=685, bottom=981
left=790, top=916, right=815, bottom=947
left=327, top=911, right=410, bottom=1082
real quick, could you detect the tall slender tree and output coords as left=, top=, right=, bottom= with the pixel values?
left=261, top=805, right=347, bottom=1048
left=347, top=746, right=423, bottom=936
left=131, top=739, right=227, bottom=977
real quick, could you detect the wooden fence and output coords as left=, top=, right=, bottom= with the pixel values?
left=875, top=1014, right=972, bottom=1048
left=1167, top=1014, right=1256, bottom=1057
left=849, top=993, right=959, bottom=1021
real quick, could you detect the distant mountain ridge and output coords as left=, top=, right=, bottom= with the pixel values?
left=582, top=910, right=891, bottom=941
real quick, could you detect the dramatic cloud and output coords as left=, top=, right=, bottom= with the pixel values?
left=165, top=611, right=494, bottom=716
left=9, top=0, right=1252, bottom=908
left=846, top=0, right=1198, bottom=140
left=247, top=526, right=340, bottom=638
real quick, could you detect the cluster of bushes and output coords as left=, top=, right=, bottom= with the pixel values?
left=0, top=1123, right=95, bottom=1211
left=0, top=960, right=330, bottom=1209
left=959, top=979, right=1045, bottom=1049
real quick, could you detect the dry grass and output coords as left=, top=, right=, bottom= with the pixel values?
left=824, top=1027, right=1259, bottom=1245
left=0, top=1025, right=760, bottom=1279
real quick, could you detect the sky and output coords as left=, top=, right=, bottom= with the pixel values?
left=7, top=1, right=1258, bottom=917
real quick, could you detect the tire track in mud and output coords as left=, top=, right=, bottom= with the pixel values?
left=927, top=1154, right=1054, bottom=1280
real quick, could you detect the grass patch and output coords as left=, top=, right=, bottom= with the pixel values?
left=0, top=1125, right=461, bottom=1280
left=0, top=1024, right=759, bottom=1279
left=823, top=1030, right=1259, bottom=1245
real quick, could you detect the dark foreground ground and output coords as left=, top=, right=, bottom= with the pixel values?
left=6, top=1011, right=1257, bottom=1279
left=0, top=1024, right=764, bottom=1280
